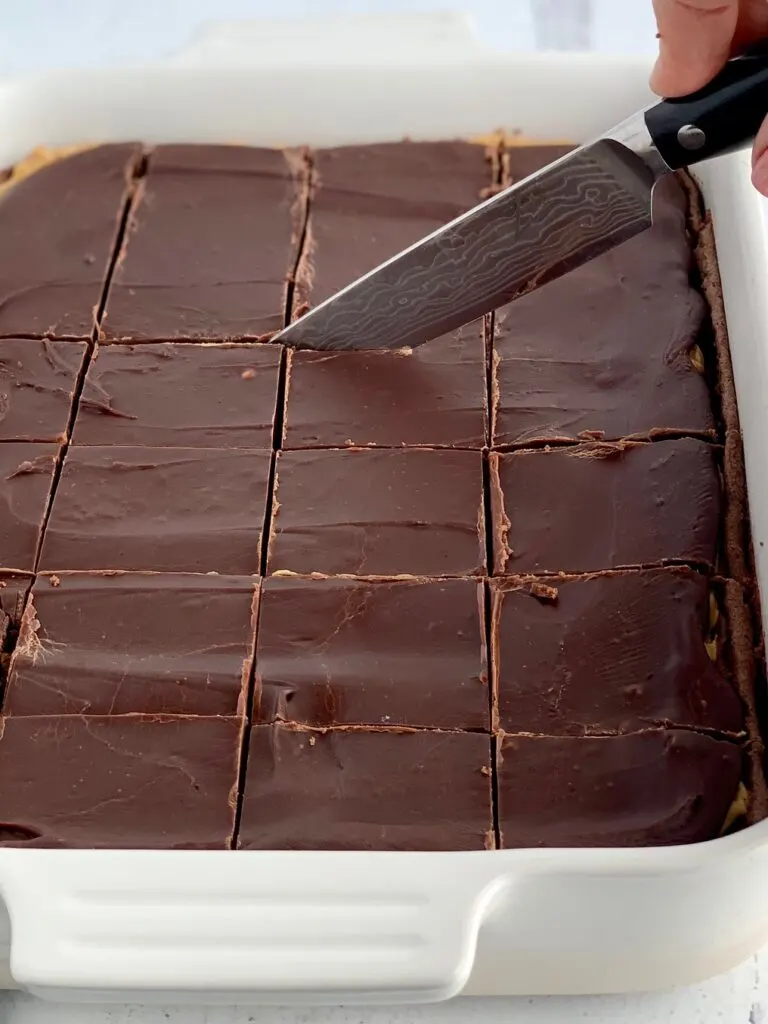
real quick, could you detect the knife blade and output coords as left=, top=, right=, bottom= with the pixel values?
left=274, top=48, right=768, bottom=352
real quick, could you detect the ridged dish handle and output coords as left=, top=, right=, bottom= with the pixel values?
left=0, top=850, right=504, bottom=1002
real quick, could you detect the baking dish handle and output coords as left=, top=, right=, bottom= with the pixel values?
left=0, top=850, right=505, bottom=1003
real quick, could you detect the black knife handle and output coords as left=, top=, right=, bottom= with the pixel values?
left=645, top=45, right=768, bottom=169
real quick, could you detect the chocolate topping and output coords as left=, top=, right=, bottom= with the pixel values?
left=5, top=573, right=258, bottom=717
left=256, top=576, right=487, bottom=730
left=497, top=729, right=742, bottom=847
left=491, top=177, right=715, bottom=447
left=239, top=725, right=493, bottom=851
left=0, top=714, right=243, bottom=848
left=74, top=342, right=282, bottom=448
left=0, top=340, right=87, bottom=441
left=0, top=144, right=140, bottom=338
left=490, top=438, right=721, bottom=575
left=283, top=322, right=487, bottom=449
left=101, top=145, right=305, bottom=341
left=491, top=567, right=743, bottom=735
left=268, top=448, right=486, bottom=577
left=0, top=443, right=59, bottom=572
left=39, top=446, right=272, bottom=574
left=296, top=141, right=493, bottom=309
left=0, top=140, right=754, bottom=852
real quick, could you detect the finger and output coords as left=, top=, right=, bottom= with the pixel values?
left=651, top=0, right=739, bottom=96
left=752, top=115, right=768, bottom=195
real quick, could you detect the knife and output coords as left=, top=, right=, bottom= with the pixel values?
left=274, top=49, right=768, bottom=352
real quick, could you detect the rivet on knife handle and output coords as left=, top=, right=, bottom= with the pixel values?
left=645, top=47, right=768, bottom=169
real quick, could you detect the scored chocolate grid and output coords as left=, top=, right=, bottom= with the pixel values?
left=0, top=151, right=149, bottom=707
left=0, top=143, right=757, bottom=849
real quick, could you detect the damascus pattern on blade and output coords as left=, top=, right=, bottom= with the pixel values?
left=282, top=140, right=657, bottom=352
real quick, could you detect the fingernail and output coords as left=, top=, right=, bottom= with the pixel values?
left=752, top=154, right=768, bottom=196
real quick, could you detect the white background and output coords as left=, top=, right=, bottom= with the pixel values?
left=0, top=1, right=765, bottom=1022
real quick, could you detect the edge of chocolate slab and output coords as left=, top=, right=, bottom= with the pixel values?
left=678, top=169, right=768, bottom=822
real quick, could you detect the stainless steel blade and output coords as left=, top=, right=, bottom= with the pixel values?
left=274, top=132, right=667, bottom=352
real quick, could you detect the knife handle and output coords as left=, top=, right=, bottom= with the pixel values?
left=645, top=45, right=768, bottom=169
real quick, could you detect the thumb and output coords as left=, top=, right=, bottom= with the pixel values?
left=651, top=0, right=738, bottom=96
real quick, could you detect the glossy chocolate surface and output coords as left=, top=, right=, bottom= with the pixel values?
left=39, top=446, right=272, bottom=574
left=497, top=728, right=742, bottom=847
left=491, top=438, right=721, bottom=575
left=269, top=448, right=485, bottom=577
left=74, top=343, right=282, bottom=447
left=5, top=573, right=258, bottom=717
left=491, top=178, right=715, bottom=447
left=256, top=576, right=487, bottom=730
left=283, top=322, right=487, bottom=449
left=101, top=145, right=304, bottom=341
left=239, top=724, right=493, bottom=851
left=0, top=144, right=140, bottom=337
left=0, top=340, right=87, bottom=442
left=491, top=568, right=743, bottom=735
left=0, top=714, right=242, bottom=848
left=0, top=443, right=59, bottom=572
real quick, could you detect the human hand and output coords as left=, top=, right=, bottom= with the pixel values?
left=651, top=0, right=768, bottom=194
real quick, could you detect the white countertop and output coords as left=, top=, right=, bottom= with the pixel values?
left=0, top=1, right=765, bottom=1021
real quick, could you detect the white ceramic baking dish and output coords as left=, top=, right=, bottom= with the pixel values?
left=0, top=11, right=765, bottom=1007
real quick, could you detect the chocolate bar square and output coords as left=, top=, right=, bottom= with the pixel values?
left=0, top=714, right=243, bottom=848
left=5, top=573, right=259, bottom=717
left=490, top=439, right=720, bottom=575
left=39, top=446, right=272, bottom=574
left=0, top=443, right=59, bottom=572
left=256, top=576, right=487, bottom=730
left=0, top=144, right=140, bottom=337
left=101, top=146, right=305, bottom=341
left=268, top=448, right=485, bottom=577
left=239, top=725, right=493, bottom=851
left=491, top=179, right=715, bottom=447
left=283, top=323, right=487, bottom=449
left=0, top=340, right=87, bottom=442
left=491, top=568, right=743, bottom=735
left=497, top=729, right=742, bottom=847
left=74, top=342, right=282, bottom=448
